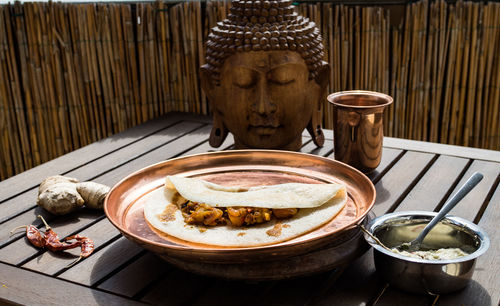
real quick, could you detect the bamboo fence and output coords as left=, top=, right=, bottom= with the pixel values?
left=0, top=0, right=498, bottom=181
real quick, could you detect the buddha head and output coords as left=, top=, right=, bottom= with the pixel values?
left=200, top=0, right=329, bottom=150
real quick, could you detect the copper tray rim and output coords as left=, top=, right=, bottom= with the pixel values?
left=104, top=149, right=376, bottom=254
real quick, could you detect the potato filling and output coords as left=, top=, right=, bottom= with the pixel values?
left=180, top=201, right=298, bottom=227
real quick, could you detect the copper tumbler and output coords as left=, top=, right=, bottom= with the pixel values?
left=327, top=91, right=393, bottom=173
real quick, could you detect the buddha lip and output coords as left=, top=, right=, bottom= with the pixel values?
left=249, top=125, right=280, bottom=136
left=250, top=124, right=279, bottom=128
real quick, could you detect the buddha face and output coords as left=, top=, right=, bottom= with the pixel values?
left=202, top=50, right=323, bottom=150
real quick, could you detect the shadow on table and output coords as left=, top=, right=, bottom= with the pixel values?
left=91, top=244, right=370, bottom=305
left=371, top=179, right=391, bottom=209
left=375, top=279, right=492, bottom=306
left=433, top=279, right=492, bottom=306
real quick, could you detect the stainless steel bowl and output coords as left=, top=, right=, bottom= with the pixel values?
left=364, top=211, right=490, bottom=295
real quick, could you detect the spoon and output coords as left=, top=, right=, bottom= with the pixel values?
left=397, top=172, right=483, bottom=252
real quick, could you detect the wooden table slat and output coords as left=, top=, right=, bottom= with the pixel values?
left=441, top=160, right=500, bottom=222
left=372, top=286, right=435, bottom=306
left=300, top=137, right=334, bottom=156
left=256, top=272, right=336, bottom=306
left=139, top=268, right=212, bottom=305
left=314, top=250, right=381, bottom=305
left=97, top=252, right=171, bottom=298
left=180, top=134, right=235, bottom=156
left=0, top=262, right=142, bottom=306
left=0, top=115, right=183, bottom=203
left=372, top=151, right=436, bottom=216
left=189, top=278, right=272, bottom=306
left=395, top=155, right=470, bottom=212
left=367, top=147, right=404, bottom=183
left=382, top=137, right=500, bottom=163
left=89, top=124, right=213, bottom=187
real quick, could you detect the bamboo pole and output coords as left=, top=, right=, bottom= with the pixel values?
left=354, top=6, right=361, bottom=89
left=156, top=1, right=168, bottom=114
left=448, top=1, right=465, bottom=144
left=432, top=0, right=449, bottom=143
left=441, top=5, right=458, bottom=144
left=0, top=5, right=15, bottom=178
left=146, top=4, right=158, bottom=119
left=6, top=4, right=26, bottom=173
left=50, top=3, right=73, bottom=155
left=390, top=26, right=399, bottom=136
left=463, top=3, right=480, bottom=147
left=472, top=3, right=486, bottom=148
left=21, top=3, right=45, bottom=164
left=398, top=5, right=411, bottom=138
left=417, top=1, right=428, bottom=140
left=137, top=3, right=148, bottom=121
left=95, top=5, right=113, bottom=135
left=336, top=5, right=343, bottom=92
left=406, top=2, right=417, bottom=139
left=422, top=0, right=435, bottom=141
left=42, top=1, right=63, bottom=158
left=64, top=3, right=89, bottom=147
left=69, top=4, right=94, bottom=145
left=482, top=3, right=499, bottom=149
left=11, top=2, right=33, bottom=171
left=112, top=4, right=132, bottom=130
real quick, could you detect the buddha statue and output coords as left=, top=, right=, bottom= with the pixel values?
left=200, top=0, right=330, bottom=150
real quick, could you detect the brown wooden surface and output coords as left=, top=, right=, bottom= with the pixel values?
left=1, top=112, right=499, bottom=306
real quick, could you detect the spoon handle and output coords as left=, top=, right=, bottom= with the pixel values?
left=415, top=172, right=484, bottom=243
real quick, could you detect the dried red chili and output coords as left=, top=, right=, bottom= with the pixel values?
left=10, top=215, right=94, bottom=266
left=37, top=215, right=82, bottom=252
left=10, top=224, right=45, bottom=248
left=64, top=234, right=95, bottom=267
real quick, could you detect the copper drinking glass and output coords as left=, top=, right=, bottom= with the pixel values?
left=327, top=91, right=393, bottom=173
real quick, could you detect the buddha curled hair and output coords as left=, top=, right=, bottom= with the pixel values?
left=204, top=0, right=325, bottom=85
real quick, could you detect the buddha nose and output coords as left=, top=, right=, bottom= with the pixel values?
left=253, top=80, right=277, bottom=115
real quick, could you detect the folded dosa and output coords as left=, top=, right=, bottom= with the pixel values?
left=144, top=176, right=347, bottom=247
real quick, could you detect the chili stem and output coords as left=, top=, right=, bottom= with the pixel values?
left=65, top=256, right=83, bottom=268
left=9, top=225, right=27, bottom=236
left=37, top=215, right=51, bottom=230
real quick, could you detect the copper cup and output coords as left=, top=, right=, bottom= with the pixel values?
left=327, top=91, right=393, bottom=173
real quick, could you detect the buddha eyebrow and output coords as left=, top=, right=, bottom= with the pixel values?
left=232, top=66, right=263, bottom=74
left=268, top=62, right=304, bottom=70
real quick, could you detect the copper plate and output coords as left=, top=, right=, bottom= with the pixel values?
left=104, top=150, right=375, bottom=264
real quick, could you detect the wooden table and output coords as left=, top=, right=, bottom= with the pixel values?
left=1, top=113, right=499, bottom=306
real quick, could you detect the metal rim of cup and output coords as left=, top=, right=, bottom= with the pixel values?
left=327, top=90, right=394, bottom=109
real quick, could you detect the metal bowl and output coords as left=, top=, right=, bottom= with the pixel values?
left=364, top=211, right=490, bottom=295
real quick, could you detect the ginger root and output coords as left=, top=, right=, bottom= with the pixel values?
left=37, top=176, right=84, bottom=215
left=76, top=181, right=110, bottom=210
left=37, top=175, right=110, bottom=215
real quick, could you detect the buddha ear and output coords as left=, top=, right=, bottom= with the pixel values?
left=209, top=111, right=229, bottom=148
left=314, top=61, right=330, bottom=95
left=200, top=65, right=228, bottom=147
left=307, top=61, right=330, bottom=147
left=200, top=65, right=215, bottom=101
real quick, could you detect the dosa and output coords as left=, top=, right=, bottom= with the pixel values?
left=144, top=176, right=347, bottom=247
